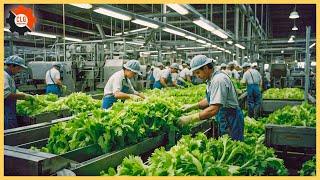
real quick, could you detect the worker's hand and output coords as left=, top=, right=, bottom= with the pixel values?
left=129, top=94, right=143, bottom=101
left=178, top=113, right=200, bottom=126
left=138, top=93, right=146, bottom=99
left=24, top=93, right=35, bottom=101
left=181, top=103, right=199, bottom=112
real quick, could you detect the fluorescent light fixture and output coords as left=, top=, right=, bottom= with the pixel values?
left=289, top=11, right=299, bottom=19
left=140, top=51, right=158, bottom=54
left=114, top=41, right=144, bottom=46
left=27, top=32, right=57, bottom=39
left=70, top=4, right=92, bottom=9
left=225, top=50, right=231, bottom=54
left=193, top=19, right=216, bottom=32
left=166, top=4, right=188, bottom=15
left=185, top=35, right=197, bottom=41
left=291, top=35, right=295, bottom=38
left=211, top=44, right=217, bottom=48
left=309, top=43, right=316, bottom=49
left=162, top=51, right=176, bottom=55
left=132, top=19, right=159, bottom=29
left=115, top=32, right=129, bottom=36
left=151, top=55, right=158, bottom=57
left=176, top=47, right=205, bottom=50
left=212, top=30, right=228, bottom=39
left=163, top=27, right=185, bottom=37
left=94, top=7, right=131, bottom=21
left=281, top=50, right=284, bottom=54
left=235, top=43, right=245, bottom=50
left=292, top=25, right=298, bottom=31
left=64, top=37, right=83, bottom=42
left=196, top=39, right=207, bottom=44
left=4, top=27, right=10, bottom=32
left=227, top=40, right=233, bottom=45
left=115, top=27, right=149, bottom=36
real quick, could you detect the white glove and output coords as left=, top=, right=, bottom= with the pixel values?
left=181, top=103, right=199, bottom=112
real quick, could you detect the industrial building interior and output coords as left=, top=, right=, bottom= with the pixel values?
left=3, top=4, right=317, bottom=176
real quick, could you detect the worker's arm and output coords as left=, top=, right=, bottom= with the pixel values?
left=198, top=98, right=209, bottom=109
left=6, top=92, right=29, bottom=100
left=160, top=77, right=168, bottom=88
left=199, top=104, right=221, bottom=120
left=114, top=90, right=140, bottom=100
left=55, top=79, right=63, bottom=86
left=186, top=75, right=192, bottom=82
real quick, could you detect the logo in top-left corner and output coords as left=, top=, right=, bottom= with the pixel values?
left=6, top=5, right=37, bottom=35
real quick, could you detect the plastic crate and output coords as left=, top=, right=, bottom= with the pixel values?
left=265, top=124, right=316, bottom=148
left=262, top=99, right=303, bottom=113
left=17, top=109, right=72, bottom=126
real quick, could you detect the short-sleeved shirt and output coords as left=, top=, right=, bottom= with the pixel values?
left=242, top=68, right=262, bottom=85
left=171, top=73, right=179, bottom=82
left=161, top=69, right=173, bottom=85
left=45, top=68, right=60, bottom=85
left=153, top=67, right=162, bottom=81
left=4, top=71, right=16, bottom=99
left=207, top=71, right=239, bottom=109
left=104, top=70, right=137, bottom=96
left=226, top=69, right=240, bottom=79
left=179, top=68, right=192, bottom=79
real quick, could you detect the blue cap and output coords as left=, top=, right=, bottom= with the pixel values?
left=190, top=55, right=212, bottom=72
left=242, top=62, right=251, bottom=68
left=170, top=63, right=179, bottom=70
left=124, top=60, right=142, bottom=75
left=5, top=55, right=28, bottom=69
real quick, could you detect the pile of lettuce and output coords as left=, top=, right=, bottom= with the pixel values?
left=263, top=88, right=304, bottom=100
left=102, top=133, right=288, bottom=176
left=299, top=156, right=316, bottom=176
left=17, top=93, right=101, bottom=116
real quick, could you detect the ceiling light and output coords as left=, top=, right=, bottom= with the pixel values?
left=288, top=37, right=294, bottom=43
left=309, top=43, right=316, bottom=49
left=211, top=44, right=217, bottom=48
left=196, top=39, right=207, bottom=44
left=132, top=19, right=159, bottom=29
left=227, top=40, right=233, bottom=45
left=94, top=7, right=131, bottom=21
left=69, top=4, right=92, bottom=9
left=176, top=47, right=206, bottom=50
left=212, top=30, right=228, bottom=39
left=292, top=25, right=298, bottom=31
left=193, top=19, right=216, bottom=32
left=235, top=43, right=245, bottom=50
left=130, top=27, right=148, bottom=33
left=225, top=50, right=231, bottom=54
left=289, top=5, right=300, bottom=19
left=64, top=37, right=83, bottom=42
left=166, top=4, right=189, bottom=15
left=163, top=27, right=186, bottom=37
left=27, top=32, right=57, bottom=39
left=185, top=35, right=197, bottom=41
left=281, top=50, right=284, bottom=54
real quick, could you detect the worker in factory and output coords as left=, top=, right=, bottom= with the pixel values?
left=241, top=62, right=262, bottom=118
left=153, top=63, right=180, bottom=89
left=220, top=63, right=227, bottom=72
left=179, top=55, right=244, bottom=141
left=45, top=63, right=65, bottom=97
left=177, top=63, right=192, bottom=86
left=102, top=60, right=145, bottom=109
left=152, top=62, right=164, bottom=89
left=4, top=55, right=35, bottom=129
left=226, top=61, right=240, bottom=79
left=146, top=65, right=155, bottom=89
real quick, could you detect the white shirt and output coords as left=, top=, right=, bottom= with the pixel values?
left=45, top=68, right=60, bottom=85
left=4, top=71, right=16, bottom=99
left=171, top=73, right=179, bottom=83
left=179, top=68, right=192, bottom=80
left=242, top=68, right=262, bottom=85
left=153, top=67, right=162, bottom=81
left=226, top=69, right=240, bottom=79
left=265, top=72, right=271, bottom=82
left=160, top=69, right=173, bottom=85
left=104, top=70, right=137, bottom=96
left=207, top=71, right=239, bottom=109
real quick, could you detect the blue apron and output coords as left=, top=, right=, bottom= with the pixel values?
left=46, top=84, right=62, bottom=97
left=247, top=84, right=261, bottom=118
left=177, top=79, right=186, bottom=87
left=206, top=72, right=244, bottom=141
left=4, top=70, right=18, bottom=130
left=102, top=83, right=130, bottom=110
left=153, top=73, right=172, bottom=89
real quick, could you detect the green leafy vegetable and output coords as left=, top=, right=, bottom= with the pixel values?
left=263, top=88, right=304, bottom=100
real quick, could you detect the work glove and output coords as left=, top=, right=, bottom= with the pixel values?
left=178, top=113, right=200, bottom=126
left=129, top=94, right=143, bottom=101
left=181, top=103, right=199, bottom=112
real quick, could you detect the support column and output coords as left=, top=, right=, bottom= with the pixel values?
left=304, top=26, right=311, bottom=101
left=234, top=5, right=240, bottom=64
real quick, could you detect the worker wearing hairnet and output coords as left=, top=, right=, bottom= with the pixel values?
left=152, top=62, right=164, bottom=89
left=179, top=55, right=244, bottom=141
left=45, top=63, right=65, bottom=96
left=226, top=62, right=240, bottom=79
left=220, top=63, right=227, bottom=72
left=153, top=63, right=180, bottom=89
left=177, top=63, right=192, bottom=86
left=241, top=62, right=262, bottom=118
left=4, top=55, right=35, bottom=129
left=102, top=60, right=145, bottom=109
